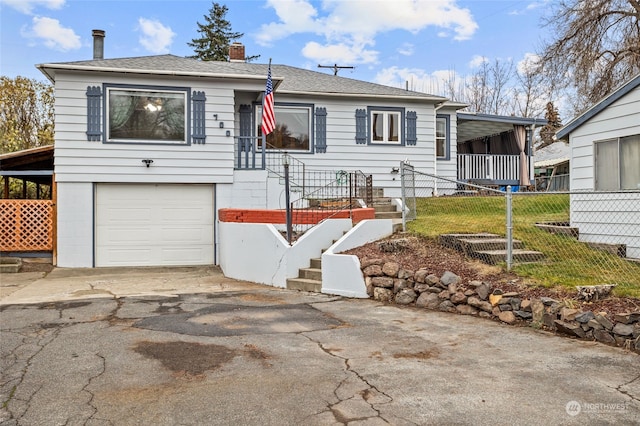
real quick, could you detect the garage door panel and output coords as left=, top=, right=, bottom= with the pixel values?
left=96, top=184, right=214, bottom=267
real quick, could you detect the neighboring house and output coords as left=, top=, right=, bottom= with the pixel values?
left=556, top=73, right=640, bottom=259
left=533, top=141, right=570, bottom=191
left=37, top=31, right=544, bottom=269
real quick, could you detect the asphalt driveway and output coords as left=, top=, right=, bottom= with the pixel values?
left=1, top=267, right=638, bottom=425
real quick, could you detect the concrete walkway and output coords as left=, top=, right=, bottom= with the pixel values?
left=1, top=267, right=638, bottom=425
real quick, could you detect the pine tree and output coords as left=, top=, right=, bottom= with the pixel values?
left=187, top=2, right=258, bottom=62
left=538, top=101, right=563, bottom=150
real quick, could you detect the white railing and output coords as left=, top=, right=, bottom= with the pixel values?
left=457, top=154, right=520, bottom=182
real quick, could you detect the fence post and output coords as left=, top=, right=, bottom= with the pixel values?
left=400, top=161, right=407, bottom=232
left=506, top=185, right=513, bottom=271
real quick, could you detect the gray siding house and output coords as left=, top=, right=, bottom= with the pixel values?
left=38, top=32, right=543, bottom=268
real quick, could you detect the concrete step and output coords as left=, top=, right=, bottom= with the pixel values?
left=0, top=257, right=22, bottom=273
left=286, top=278, right=322, bottom=293
left=438, top=233, right=501, bottom=251
left=458, top=238, right=525, bottom=253
left=298, top=267, right=322, bottom=281
left=392, top=219, right=403, bottom=233
left=373, top=204, right=397, bottom=212
left=310, top=258, right=322, bottom=269
left=372, top=197, right=392, bottom=204
left=470, top=249, right=545, bottom=265
left=375, top=211, right=403, bottom=219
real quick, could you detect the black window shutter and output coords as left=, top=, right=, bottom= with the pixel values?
left=406, top=111, right=417, bottom=145
left=192, top=91, right=206, bottom=144
left=239, top=104, right=252, bottom=152
left=315, top=107, right=327, bottom=153
left=86, top=86, right=102, bottom=141
left=355, top=108, right=367, bottom=144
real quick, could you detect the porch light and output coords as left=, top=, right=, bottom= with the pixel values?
left=282, top=151, right=290, bottom=167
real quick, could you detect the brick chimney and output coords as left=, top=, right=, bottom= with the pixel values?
left=92, top=29, right=105, bottom=60
left=229, top=42, right=245, bottom=62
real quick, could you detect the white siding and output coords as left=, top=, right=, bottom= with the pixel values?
left=56, top=182, right=94, bottom=267
left=53, top=72, right=245, bottom=184
left=570, top=193, right=640, bottom=259
left=434, top=107, right=458, bottom=182
left=569, top=85, right=640, bottom=191
left=255, top=94, right=439, bottom=198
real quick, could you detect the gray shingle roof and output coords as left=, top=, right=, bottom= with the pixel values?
left=37, top=54, right=446, bottom=101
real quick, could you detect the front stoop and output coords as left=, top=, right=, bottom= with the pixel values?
left=372, top=195, right=402, bottom=232
left=287, top=257, right=322, bottom=292
left=440, top=233, right=545, bottom=265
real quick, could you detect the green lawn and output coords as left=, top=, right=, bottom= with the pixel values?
left=408, top=194, right=640, bottom=298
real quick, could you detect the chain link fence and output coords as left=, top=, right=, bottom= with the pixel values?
left=401, top=162, right=640, bottom=296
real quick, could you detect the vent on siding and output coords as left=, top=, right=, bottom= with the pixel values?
left=86, top=86, right=102, bottom=141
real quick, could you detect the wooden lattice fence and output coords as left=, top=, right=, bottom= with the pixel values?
left=0, top=200, right=54, bottom=251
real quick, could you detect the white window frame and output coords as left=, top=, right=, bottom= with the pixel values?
left=104, top=84, right=189, bottom=145
left=436, top=115, right=450, bottom=160
left=594, top=135, right=640, bottom=190
left=369, top=108, right=404, bottom=145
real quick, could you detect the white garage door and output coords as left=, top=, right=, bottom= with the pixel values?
left=96, top=184, right=214, bottom=267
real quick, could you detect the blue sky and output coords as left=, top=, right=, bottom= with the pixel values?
left=0, top=0, right=550, bottom=97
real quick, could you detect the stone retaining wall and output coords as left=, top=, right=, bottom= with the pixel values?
left=361, top=258, right=640, bottom=353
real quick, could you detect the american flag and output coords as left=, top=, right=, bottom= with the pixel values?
left=261, top=63, right=276, bottom=135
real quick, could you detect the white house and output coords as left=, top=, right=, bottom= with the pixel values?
left=556, top=74, right=640, bottom=259
left=36, top=31, right=544, bottom=270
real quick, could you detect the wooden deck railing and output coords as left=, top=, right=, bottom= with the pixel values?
left=0, top=199, right=54, bottom=251
left=457, top=154, right=520, bottom=182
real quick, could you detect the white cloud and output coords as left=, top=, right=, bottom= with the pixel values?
left=468, top=55, right=488, bottom=68
left=256, top=0, right=478, bottom=64
left=137, top=18, right=175, bottom=54
left=397, top=43, right=414, bottom=56
left=302, top=41, right=378, bottom=64
left=517, top=52, right=540, bottom=75
left=0, top=0, right=64, bottom=14
left=25, top=16, right=81, bottom=51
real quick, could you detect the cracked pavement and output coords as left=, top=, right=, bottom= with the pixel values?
left=1, top=267, right=639, bottom=425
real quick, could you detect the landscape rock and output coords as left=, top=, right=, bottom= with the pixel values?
left=587, top=319, right=604, bottom=331
left=560, top=308, right=580, bottom=321
left=614, top=312, right=640, bottom=325
left=635, top=336, right=640, bottom=352
left=576, top=284, right=616, bottom=301
left=413, top=283, right=431, bottom=293
left=499, top=311, right=517, bottom=324
left=440, top=271, right=461, bottom=286
left=543, top=314, right=556, bottom=329
left=554, top=320, right=586, bottom=338
left=398, top=269, right=414, bottom=280
left=415, top=292, right=440, bottom=309
left=530, top=299, right=545, bottom=323
left=378, top=238, right=409, bottom=253
left=520, top=299, right=531, bottom=312
left=503, top=292, right=520, bottom=297
left=634, top=324, right=640, bottom=339
left=514, top=311, right=533, bottom=320
left=373, top=287, right=393, bottom=302
left=447, top=282, right=458, bottom=295
left=595, top=314, right=614, bottom=331
left=450, top=292, right=467, bottom=304
left=426, top=274, right=441, bottom=286
left=370, top=276, right=394, bottom=288
left=468, top=280, right=483, bottom=287
left=456, top=305, right=478, bottom=316
left=365, top=277, right=374, bottom=297
left=438, top=290, right=450, bottom=300
left=467, top=297, right=493, bottom=313
left=489, top=294, right=502, bottom=306
left=540, top=297, right=558, bottom=306
left=612, top=323, right=634, bottom=336
left=463, top=289, right=475, bottom=296
left=363, top=265, right=383, bottom=276
left=382, top=262, right=400, bottom=277
left=414, top=269, right=429, bottom=283
left=498, top=304, right=512, bottom=311
left=509, top=298, right=522, bottom=311
left=478, top=311, right=492, bottom=319
left=475, top=283, right=491, bottom=301
left=395, top=289, right=417, bottom=305
left=393, top=279, right=412, bottom=293
left=575, top=311, right=595, bottom=324
left=360, top=258, right=384, bottom=269
left=438, top=300, right=456, bottom=312
left=593, top=329, right=616, bottom=345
